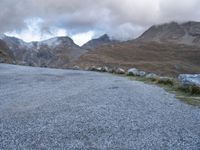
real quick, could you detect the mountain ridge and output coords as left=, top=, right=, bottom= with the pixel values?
left=0, top=35, right=87, bottom=67
left=0, top=21, right=200, bottom=76
left=82, top=34, right=117, bottom=50
left=137, top=21, right=200, bottom=46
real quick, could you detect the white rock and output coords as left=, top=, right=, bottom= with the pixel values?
left=102, top=66, right=109, bottom=72
left=73, top=66, right=80, bottom=70
left=178, top=74, right=200, bottom=87
left=127, top=68, right=146, bottom=76
left=146, top=73, right=158, bottom=79
left=139, top=71, right=146, bottom=77
left=116, top=68, right=125, bottom=74
left=127, top=68, right=139, bottom=76
left=96, top=67, right=103, bottom=72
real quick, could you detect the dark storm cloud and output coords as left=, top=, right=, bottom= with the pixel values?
left=1, top=0, right=200, bottom=40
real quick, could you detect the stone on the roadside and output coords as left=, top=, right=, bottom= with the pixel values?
left=89, top=66, right=97, bottom=71
left=145, top=73, right=158, bottom=80
left=127, top=68, right=146, bottom=77
left=178, top=74, right=200, bottom=87
left=138, top=71, right=146, bottom=77
left=127, top=68, right=139, bottom=76
left=96, top=67, right=103, bottom=72
left=73, top=65, right=80, bottom=70
left=100, top=66, right=109, bottom=72
left=108, top=68, right=115, bottom=73
left=115, top=68, right=125, bottom=74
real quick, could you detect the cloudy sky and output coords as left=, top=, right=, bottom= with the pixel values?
left=1, top=0, right=200, bottom=45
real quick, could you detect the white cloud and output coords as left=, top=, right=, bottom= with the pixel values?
left=1, top=0, right=200, bottom=43
left=5, top=18, right=68, bottom=42
left=72, top=31, right=94, bottom=46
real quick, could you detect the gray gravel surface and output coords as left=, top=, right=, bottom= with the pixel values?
left=0, top=64, right=200, bottom=150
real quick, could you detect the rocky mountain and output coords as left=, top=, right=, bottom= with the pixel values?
left=0, top=21, right=200, bottom=76
left=138, top=21, right=200, bottom=46
left=0, top=39, right=14, bottom=63
left=0, top=35, right=88, bottom=68
left=82, top=34, right=116, bottom=50
left=76, top=21, right=200, bottom=76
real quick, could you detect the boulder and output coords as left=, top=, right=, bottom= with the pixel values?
left=96, top=67, right=103, bottom=72
left=108, top=68, right=115, bottom=73
left=115, top=68, right=125, bottom=74
left=178, top=74, right=200, bottom=87
left=127, top=68, right=146, bottom=77
left=73, top=65, right=80, bottom=70
left=101, top=66, right=109, bottom=72
left=88, top=66, right=98, bottom=71
left=127, top=68, right=139, bottom=76
left=138, top=71, right=146, bottom=77
left=145, top=73, right=158, bottom=80
left=87, top=66, right=111, bottom=73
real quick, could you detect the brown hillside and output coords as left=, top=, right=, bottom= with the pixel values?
left=75, top=41, right=200, bottom=77
left=0, top=40, right=14, bottom=63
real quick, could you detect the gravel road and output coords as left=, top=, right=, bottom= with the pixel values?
left=0, top=64, right=200, bottom=149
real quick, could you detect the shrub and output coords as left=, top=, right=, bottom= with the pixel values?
left=178, top=84, right=200, bottom=95
left=188, top=85, right=200, bottom=95
left=156, top=77, right=174, bottom=86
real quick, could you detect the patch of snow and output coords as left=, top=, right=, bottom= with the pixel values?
left=18, top=40, right=29, bottom=48
left=40, top=37, right=62, bottom=48
left=0, top=34, right=5, bottom=39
